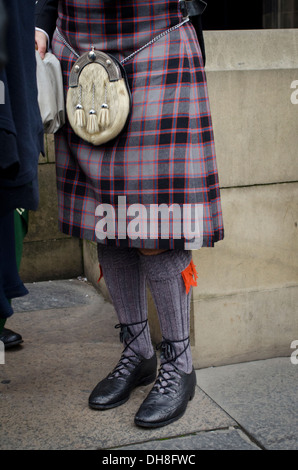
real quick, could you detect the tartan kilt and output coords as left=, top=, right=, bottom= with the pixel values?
left=52, top=0, right=224, bottom=249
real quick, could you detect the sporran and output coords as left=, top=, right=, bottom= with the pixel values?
left=66, top=49, right=131, bottom=146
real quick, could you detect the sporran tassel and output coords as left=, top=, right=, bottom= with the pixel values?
left=98, top=83, right=110, bottom=129
left=98, top=103, right=110, bottom=129
left=87, top=109, right=100, bottom=134
left=74, top=104, right=86, bottom=127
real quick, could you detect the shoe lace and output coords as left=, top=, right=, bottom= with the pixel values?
left=108, top=320, right=148, bottom=379
left=108, top=353, right=141, bottom=380
left=115, top=319, right=148, bottom=355
left=153, top=337, right=190, bottom=394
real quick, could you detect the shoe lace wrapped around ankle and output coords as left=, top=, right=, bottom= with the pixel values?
left=108, top=321, right=148, bottom=380
left=115, top=320, right=148, bottom=355
left=153, top=338, right=190, bottom=394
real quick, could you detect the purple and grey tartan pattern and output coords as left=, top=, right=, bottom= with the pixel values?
left=51, top=0, right=224, bottom=249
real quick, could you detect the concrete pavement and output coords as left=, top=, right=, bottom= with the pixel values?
left=0, top=279, right=297, bottom=450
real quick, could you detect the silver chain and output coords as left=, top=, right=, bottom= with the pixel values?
left=56, top=28, right=80, bottom=59
left=55, top=17, right=189, bottom=65
left=121, top=18, right=189, bottom=64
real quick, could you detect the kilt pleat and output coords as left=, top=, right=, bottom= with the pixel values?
left=52, top=0, right=224, bottom=249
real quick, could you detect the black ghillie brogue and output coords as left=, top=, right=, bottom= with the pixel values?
left=134, top=338, right=196, bottom=428
left=88, top=320, right=157, bottom=410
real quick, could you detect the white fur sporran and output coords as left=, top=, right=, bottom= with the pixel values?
left=66, top=49, right=131, bottom=146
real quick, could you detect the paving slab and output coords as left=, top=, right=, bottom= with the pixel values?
left=196, top=358, right=298, bottom=450
left=115, top=427, right=261, bottom=450
left=12, top=279, right=94, bottom=312
left=0, top=280, right=235, bottom=450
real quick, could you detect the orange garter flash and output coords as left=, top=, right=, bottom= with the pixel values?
left=181, top=260, right=198, bottom=294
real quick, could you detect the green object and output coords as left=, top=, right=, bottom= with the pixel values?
left=0, top=209, right=28, bottom=328
left=14, top=209, right=28, bottom=270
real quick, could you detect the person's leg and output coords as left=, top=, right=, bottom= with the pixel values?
left=88, top=244, right=156, bottom=410
left=140, top=249, right=195, bottom=371
left=97, top=244, right=154, bottom=359
left=1, top=210, right=28, bottom=347
left=0, top=211, right=27, bottom=342
left=135, top=249, right=197, bottom=428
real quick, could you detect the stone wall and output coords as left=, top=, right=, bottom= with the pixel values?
left=190, top=29, right=298, bottom=367
left=19, top=134, right=84, bottom=282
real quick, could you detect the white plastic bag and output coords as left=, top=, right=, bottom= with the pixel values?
left=36, top=51, right=65, bottom=134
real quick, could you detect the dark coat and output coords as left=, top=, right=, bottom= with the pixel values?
left=35, top=0, right=59, bottom=42
left=0, top=0, right=44, bottom=317
left=0, top=0, right=7, bottom=69
left=0, top=0, right=44, bottom=215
